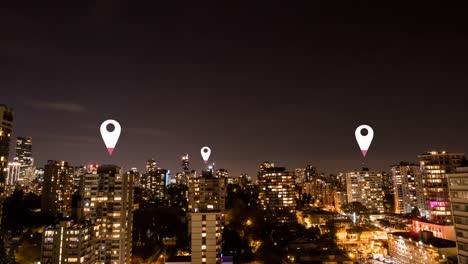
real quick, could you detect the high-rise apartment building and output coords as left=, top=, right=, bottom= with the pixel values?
left=188, top=170, right=225, bottom=264
left=258, top=162, right=296, bottom=222
left=41, top=220, right=99, bottom=264
left=141, top=159, right=168, bottom=200
left=81, top=164, right=133, bottom=264
left=391, top=162, right=421, bottom=214
left=419, top=151, right=465, bottom=223
left=0, top=104, right=13, bottom=195
left=346, top=168, right=385, bottom=213
left=448, top=167, right=468, bottom=264
left=42, top=160, right=74, bottom=217
left=189, top=170, right=226, bottom=213
left=15, top=136, right=33, bottom=175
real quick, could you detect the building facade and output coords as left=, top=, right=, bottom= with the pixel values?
left=448, top=167, right=468, bottom=264
left=15, top=136, right=33, bottom=177
left=345, top=168, right=385, bottom=213
left=42, top=160, right=74, bottom=217
left=388, top=231, right=456, bottom=264
left=392, top=162, right=421, bottom=214
left=41, top=220, right=99, bottom=264
left=258, top=162, right=296, bottom=222
left=412, top=220, right=456, bottom=241
left=419, top=151, right=465, bottom=223
left=0, top=104, right=13, bottom=191
left=80, top=165, right=134, bottom=264
left=6, top=159, right=20, bottom=186
left=188, top=170, right=225, bottom=264
left=141, top=159, right=168, bottom=200
left=0, top=104, right=13, bottom=225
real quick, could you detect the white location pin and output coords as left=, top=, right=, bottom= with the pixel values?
left=201, top=146, right=211, bottom=164
left=100, top=120, right=121, bottom=155
left=355, top=125, right=374, bottom=157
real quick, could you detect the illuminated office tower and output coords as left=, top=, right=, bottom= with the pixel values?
left=257, top=162, right=296, bottom=222
left=141, top=159, right=168, bottom=200
left=391, top=162, right=421, bottom=214
left=42, top=160, right=74, bottom=217
left=15, top=136, right=33, bottom=176
left=188, top=170, right=226, bottom=264
left=448, top=167, right=468, bottom=264
left=346, top=168, right=385, bottom=213
left=41, top=220, right=99, bottom=264
left=6, top=158, right=21, bottom=186
left=419, top=151, right=465, bottom=223
left=81, top=165, right=133, bottom=264
left=174, top=154, right=191, bottom=186
left=182, top=154, right=189, bottom=173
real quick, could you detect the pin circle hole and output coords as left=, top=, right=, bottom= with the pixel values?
left=203, top=148, right=208, bottom=153
left=360, top=128, right=368, bottom=136
left=106, top=123, right=115, bottom=132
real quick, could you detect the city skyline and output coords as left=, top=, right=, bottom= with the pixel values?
left=5, top=115, right=467, bottom=177
left=3, top=3, right=468, bottom=177
left=3, top=3, right=468, bottom=264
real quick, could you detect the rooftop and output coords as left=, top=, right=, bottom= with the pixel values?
left=390, top=232, right=456, bottom=248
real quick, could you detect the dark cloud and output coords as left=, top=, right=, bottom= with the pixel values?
left=126, top=127, right=170, bottom=137
left=29, top=101, right=86, bottom=113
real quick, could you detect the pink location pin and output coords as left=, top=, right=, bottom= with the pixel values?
left=100, top=120, right=121, bottom=155
left=355, top=125, right=374, bottom=157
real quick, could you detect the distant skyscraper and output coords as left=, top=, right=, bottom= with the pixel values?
left=128, top=167, right=140, bottom=186
left=42, top=160, right=74, bottom=217
left=81, top=164, right=133, bottom=264
left=305, top=165, right=318, bottom=182
left=15, top=136, right=33, bottom=176
left=41, top=220, right=99, bottom=264
left=346, top=168, right=385, bottom=213
left=182, top=154, right=189, bottom=173
left=294, top=168, right=306, bottom=185
left=419, top=151, right=465, bottom=223
left=188, top=170, right=225, bottom=264
left=141, top=159, right=168, bottom=200
left=391, top=162, right=421, bottom=214
left=448, top=167, right=468, bottom=264
left=258, top=162, right=296, bottom=222
left=177, top=154, right=190, bottom=185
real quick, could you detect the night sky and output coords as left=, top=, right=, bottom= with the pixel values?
left=2, top=2, right=468, bottom=177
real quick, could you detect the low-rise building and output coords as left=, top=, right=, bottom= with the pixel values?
left=412, top=219, right=456, bottom=241
left=388, top=231, right=457, bottom=264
